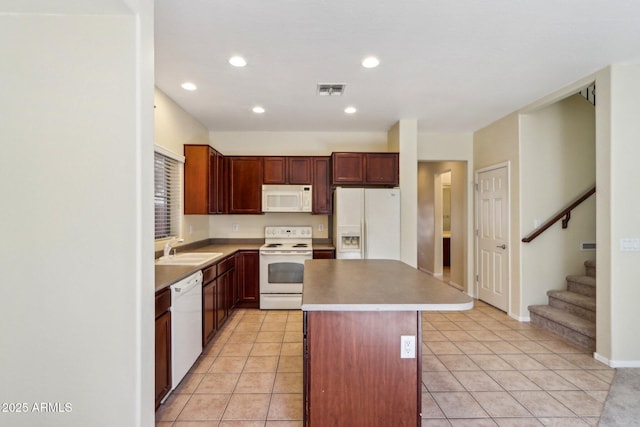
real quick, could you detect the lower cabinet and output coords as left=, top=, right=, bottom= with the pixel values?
left=312, top=249, right=335, bottom=259
left=236, top=250, right=260, bottom=308
left=155, top=288, right=172, bottom=409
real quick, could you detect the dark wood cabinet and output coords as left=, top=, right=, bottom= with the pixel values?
left=313, top=249, right=335, bottom=259
left=202, top=264, right=217, bottom=347
left=228, top=157, right=263, bottom=214
left=365, top=153, right=399, bottom=185
left=288, top=157, right=312, bottom=184
left=443, top=237, right=450, bottom=267
left=263, top=157, right=287, bottom=184
left=263, top=156, right=312, bottom=185
left=184, top=145, right=226, bottom=214
left=155, top=288, right=172, bottom=409
left=312, top=157, right=332, bottom=214
left=331, top=152, right=399, bottom=186
left=331, top=152, right=364, bottom=184
left=236, top=250, right=260, bottom=308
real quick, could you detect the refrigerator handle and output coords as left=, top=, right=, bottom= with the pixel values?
left=362, top=219, right=367, bottom=259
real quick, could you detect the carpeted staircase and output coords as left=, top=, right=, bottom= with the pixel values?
left=528, top=260, right=596, bottom=350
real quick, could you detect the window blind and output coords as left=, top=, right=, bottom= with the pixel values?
left=154, top=150, right=182, bottom=240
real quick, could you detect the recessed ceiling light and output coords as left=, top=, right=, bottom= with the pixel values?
left=229, top=56, right=247, bottom=67
left=361, top=56, right=380, bottom=68
left=252, top=106, right=265, bottom=114
left=344, top=106, right=357, bottom=114
left=181, top=82, right=197, bottom=91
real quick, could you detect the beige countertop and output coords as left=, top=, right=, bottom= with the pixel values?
left=301, top=259, right=473, bottom=312
left=155, top=242, right=335, bottom=292
left=155, top=243, right=261, bottom=292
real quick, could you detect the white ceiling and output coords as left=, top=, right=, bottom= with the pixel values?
left=155, top=0, right=640, bottom=133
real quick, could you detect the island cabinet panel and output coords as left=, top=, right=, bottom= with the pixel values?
left=311, top=157, right=332, bottom=214
left=228, top=156, right=263, bottom=214
left=304, top=311, right=421, bottom=426
left=155, top=288, right=172, bottom=408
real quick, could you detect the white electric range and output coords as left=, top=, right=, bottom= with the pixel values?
left=259, top=226, right=313, bottom=309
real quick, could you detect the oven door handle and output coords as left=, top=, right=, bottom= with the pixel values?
left=260, top=251, right=313, bottom=256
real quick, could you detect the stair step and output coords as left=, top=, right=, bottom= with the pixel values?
left=566, top=275, right=596, bottom=297
left=547, top=290, right=596, bottom=321
left=584, top=260, right=596, bottom=278
left=528, top=304, right=595, bottom=350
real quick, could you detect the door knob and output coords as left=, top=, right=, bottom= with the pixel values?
left=496, top=244, right=506, bottom=249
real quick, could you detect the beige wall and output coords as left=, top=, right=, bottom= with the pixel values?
left=1, top=4, right=155, bottom=426
left=473, top=113, right=521, bottom=318
left=154, top=88, right=212, bottom=248
left=519, top=94, right=596, bottom=314
left=418, top=161, right=467, bottom=289
left=595, top=65, right=640, bottom=366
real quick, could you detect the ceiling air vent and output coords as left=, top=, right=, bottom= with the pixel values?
left=317, top=83, right=346, bottom=96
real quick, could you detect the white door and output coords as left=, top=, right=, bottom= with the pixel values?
left=364, top=188, right=400, bottom=260
left=476, top=165, right=510, bottom=311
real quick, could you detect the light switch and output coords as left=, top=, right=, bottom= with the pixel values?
left=400, top=335, right=416, bottom=359
left=620, top=238, right=640, bottom=252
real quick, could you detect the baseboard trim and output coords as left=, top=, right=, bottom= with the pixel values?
left=509, top=313, right=531, bottom=322
left=594, top=353, right=640, bottom=368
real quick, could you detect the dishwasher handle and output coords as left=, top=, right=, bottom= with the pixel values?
left=171, top=271, right=203, bottom=294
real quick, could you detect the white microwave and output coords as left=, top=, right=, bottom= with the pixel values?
left=262, top=185, right=312, bottom=212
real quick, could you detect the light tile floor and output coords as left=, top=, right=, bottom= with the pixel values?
left=156, top=301, right=614, bottom=427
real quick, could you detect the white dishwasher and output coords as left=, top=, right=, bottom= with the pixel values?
left=170, top=270, right=203, bottom=391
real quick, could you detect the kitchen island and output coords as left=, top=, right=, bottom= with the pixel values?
left=301, top=259, right=473, bottom=427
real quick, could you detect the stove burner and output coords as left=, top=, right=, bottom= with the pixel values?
left=266, top=243, right=282, bottom=248
left=293, top=244, right=308, bottom=248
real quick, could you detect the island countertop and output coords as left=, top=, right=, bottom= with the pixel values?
left=301, top=259, right=473, bottom=311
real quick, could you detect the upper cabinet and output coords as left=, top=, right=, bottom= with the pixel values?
left=312, top=157, right=332, bottom=214
left=263, top=156, right=312, bottom=185
left=184, top=145, right=226, bottom=214
left=331, top=152, right=399, bottom=186
left=228, top=156, right=263, bottom=214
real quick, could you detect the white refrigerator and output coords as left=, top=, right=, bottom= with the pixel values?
left=333, top=187, right=401, bottom=260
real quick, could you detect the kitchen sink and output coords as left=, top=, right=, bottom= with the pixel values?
left=155, top=252, right=223, bottom=266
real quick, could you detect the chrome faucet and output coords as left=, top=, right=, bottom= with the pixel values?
left=163, top=237, right=184, bottom=258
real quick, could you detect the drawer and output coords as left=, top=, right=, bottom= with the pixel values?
left=203, top=264, right=217, bottom=283
left=218, top=255, right=236, bottom=275
left=155, top=288, right=171, bottom=318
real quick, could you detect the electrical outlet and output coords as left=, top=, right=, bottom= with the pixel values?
left=232, top=223, right=239, bottom=232
left=400, top=335, right=416, bottom=359
left=318, top=223, right=324, bottom=232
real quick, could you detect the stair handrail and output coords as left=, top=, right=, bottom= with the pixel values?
left=522, top=185, right=596, bottom=243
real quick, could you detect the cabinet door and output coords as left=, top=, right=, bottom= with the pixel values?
left=332, top=152, right=364, bottom=185
left=365, top=153, right=399, bottom=185
left=202, top=280, right=216, bottom=347
left=313, top=249, right=335, bottom=259
left=237, top=250, right=260, bottom=308
left=263, top=157, right=287, bottom=184
left=184, top=145, right=210, bottom=214
left=216, top=273, right=227, bottom=328
left=228, top=157, right=263, bottom=214
left=288, top=157, right=312, bottom=184
left=155, top=310, right=171, bottom=408
left=312, top=157, right=332, bottom=214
